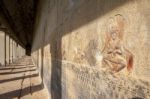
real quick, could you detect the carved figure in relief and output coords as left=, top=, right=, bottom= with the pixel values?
left=101, top=14, right=133, bottom=74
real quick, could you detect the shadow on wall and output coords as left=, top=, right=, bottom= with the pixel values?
left=50, top=34, right=62, bottom=99
left=32, top=0, right=134, bottom=99
left=39, top=22, right=62, bottom=99
left=41, top=47, right=44, bottom=84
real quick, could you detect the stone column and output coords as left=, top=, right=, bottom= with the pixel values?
left=0, top=31, right=5, bottom=66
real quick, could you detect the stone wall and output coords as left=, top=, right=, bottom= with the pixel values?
left=32, top=0, right=150, bottom=99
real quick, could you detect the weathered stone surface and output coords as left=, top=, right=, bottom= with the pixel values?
left=0, top=31, right=5, bottom=65
left=31, top=0, right=150, bottom=98
left=61, top=62, right=150, bottom=99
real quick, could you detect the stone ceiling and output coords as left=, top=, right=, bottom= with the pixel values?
left=0, top=0, right=38, bottom=48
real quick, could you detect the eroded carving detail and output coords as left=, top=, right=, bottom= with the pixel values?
left=102, top=14, right=133, bottom=73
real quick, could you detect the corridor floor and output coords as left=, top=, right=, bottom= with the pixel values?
left=0, top=56, right=49, bottom=99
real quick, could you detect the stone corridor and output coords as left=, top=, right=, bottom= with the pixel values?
left=0, top=0, right=150, bottom=99
left=0, top=57, right=49, bottom=99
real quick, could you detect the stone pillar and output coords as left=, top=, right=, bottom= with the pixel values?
left=16, top=43, right=19, bottom=59
left=9, top=36, right=10, bottom=64
left=13, top=41, right=16, bottom=61
left=4, top=32, right=6, bottom=66
left=5, top=34, right=9, bottom=65
left=0, top=31, right=5, bottom=66
left=10, top=38, right=13, bottom=63
left=18, top=45, right=21, bottom=58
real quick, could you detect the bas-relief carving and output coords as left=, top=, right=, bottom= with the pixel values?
left=102, top=14, right=133, bottom=72
left=101, top=14, right=134, bottom=74
left=85, top=39, right=100, bottom=66
left=60, top=14, right=149, bottom=99
left=65, top=14, right=134, bottom=74
left=63, top=63, right=150, bottom=99
left=71, top=32, right=87, bottom=64
left=85, top=14, right=134, bottom=74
